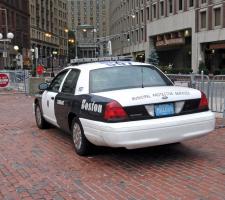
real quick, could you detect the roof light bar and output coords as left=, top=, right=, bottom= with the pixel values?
left=70, top=56, right=133, bottom=64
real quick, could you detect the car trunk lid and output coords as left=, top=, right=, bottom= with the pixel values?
left=95, top=86, right=201, bottom=107
left=94, top=86, right=203, bottom=121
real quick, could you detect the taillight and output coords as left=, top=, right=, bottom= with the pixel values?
left=104, top=100, right=128, bottom=121
left=198, top=92, right=208, bottom=110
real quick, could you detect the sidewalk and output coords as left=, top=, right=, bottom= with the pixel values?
left=0, top=93, right=225, bottom=200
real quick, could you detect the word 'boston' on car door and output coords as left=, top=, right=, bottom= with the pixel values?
left=54, top=69, right=80, bottom=132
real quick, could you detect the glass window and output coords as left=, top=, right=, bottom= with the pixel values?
left=61, top=70, right=80, bottom=94
left=189, top=0, right=194, bottom=7
left=168, top=0, right=173, bottom=14
left=141, top=28, right=144, bottom=41
left=214, top=7, right=221, bottom=27
left=152, top=3, right=157, bottom=19
left=141, top=10, right=144, bottom=22
left=160, top=1, right=164, bottom=16
left=146, top=7, right=150, bottom=20
left=200, top=11, right=207, bottom=29
left=178, top=0, right=183, bottom=11
left=89, top=66, right=172, bottom=93
left=201, top=0, right=207, bottom=4
left=48, top=70, right=68, bottom=92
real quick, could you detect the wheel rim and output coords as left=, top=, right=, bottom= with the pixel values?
left=73, top=122, right=82, bottom=150
left=35, top=106, right=42, bottom=126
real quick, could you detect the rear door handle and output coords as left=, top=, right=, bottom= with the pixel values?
left=51, top=97, right=54, bottom=100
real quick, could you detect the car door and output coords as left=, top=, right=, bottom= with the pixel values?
left=55, top=69, right=80, bottom=131
left=42, top=70, right=69, bottom=126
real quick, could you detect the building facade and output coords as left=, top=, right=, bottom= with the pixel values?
left=29, top=0, right=68, bottom=67
left=0, top=0, right=30, bottom=68
left=110, top=0, right=225, bottom=73
left=110, top=0, right=148, bottom=62
left=67, top=0, right=109, bottom=59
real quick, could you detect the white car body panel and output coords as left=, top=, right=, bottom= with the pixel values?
left=42, top=90, right=58, bottom=126
left=80, top=111, right=215, bottom=149
left=94, top=86, right=201, bottom=106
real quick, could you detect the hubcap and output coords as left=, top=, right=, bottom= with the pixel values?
left=73, top=122, right=82, bottom=150
left=36, top=106, right=42, bottom=126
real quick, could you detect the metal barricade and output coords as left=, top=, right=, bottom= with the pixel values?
left=167, top=74, right=192, bottom=87
left=210, top=75, right=225, bottom=127
left=0, top=70, right=30, bottom=94
left=167, top=73, right=209, bottom=96
left=191, top=73, right=210, bottom=98
left=167, top=73, right=210, bottom=97
left=167, top=73, right=225, bottom=128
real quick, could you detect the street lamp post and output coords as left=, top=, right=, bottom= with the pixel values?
left=50, top=54, right=54, bottom=77
left=92, top=29, right=97, bottom=57
left=0, top=8, right=8, bottom=68
left=73, top=29, right=78, bottom=59
left=71, top=29, right=78, bottom=59
left=51, top=51, right=57, bottom=77
left=0, top=8, right=15, bottom=68
left=67, top=29, right=78, bottom=61
left=13, top=45, right=19, bottom=69
left=0, top=32, right=14, bottom=68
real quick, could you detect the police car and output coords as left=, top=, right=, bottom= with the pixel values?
left=34, top=61, right=215, bottom=156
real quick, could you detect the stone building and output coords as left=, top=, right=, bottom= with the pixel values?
left=67, top=0, right=109, bottom=58
left=110, top=0, right=225, bottom=73
left=29, top=0, right=68, bottom=67
left=0, top=0, right=30, bottom=68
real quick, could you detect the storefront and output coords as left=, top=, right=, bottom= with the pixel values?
left=153, top=30, right=192, bottom=72
left=204, top=42, right=225, bottom=74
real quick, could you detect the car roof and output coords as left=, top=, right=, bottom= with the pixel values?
left=64, top=61, right=152, bottom=72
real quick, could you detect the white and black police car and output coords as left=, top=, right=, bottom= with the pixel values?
left=34, top=61, right=215, bottom=156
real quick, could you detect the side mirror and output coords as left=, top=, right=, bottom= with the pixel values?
left=38, top=82, right=49, bottom=90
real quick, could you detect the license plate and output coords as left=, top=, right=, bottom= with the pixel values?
left=155, top=103, right=174, bottom=117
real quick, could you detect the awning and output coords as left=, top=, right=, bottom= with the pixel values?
left=209, top=43, right=225, bottom=50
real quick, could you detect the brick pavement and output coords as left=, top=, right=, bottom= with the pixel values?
left=0, top=94, right=225, bottom=200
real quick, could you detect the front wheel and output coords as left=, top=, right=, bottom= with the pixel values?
left=35, top=104, right=49, bottom=129
left=71, top=118, right=92, bottom=156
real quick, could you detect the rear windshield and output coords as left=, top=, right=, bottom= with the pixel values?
left=89, top=65, right=172, bottom=93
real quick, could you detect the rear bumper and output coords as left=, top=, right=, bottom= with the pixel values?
left=80, top=111, right=215, bottom=149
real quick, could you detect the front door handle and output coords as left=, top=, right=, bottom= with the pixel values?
left=51, top=97, right=54, bottom=100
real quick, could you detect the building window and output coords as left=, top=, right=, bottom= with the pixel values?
left=146, top=7, right=150, bottom=20
left=213, top=7, right=222, bottom=27
left=136, top=29, right=139, bottom=42
left=152, top=3, right=157, bottom=19
left=160, top=1, right=165, bottom=17
left=136, top=12, right=138, bottom=24
left=189, top=0, right=194, bottom=8
left=131, top=31, right=134, bottom=42
left=178, top=0, right=183, bottom=11
left=168, top=0, right=173, bottom=14
left=200, top=10, right=207, bottom=29
left=201, top=0, right=207, bottom=4
left=141, top=28, right=144, bottom=41
left=141, top=10, right=144, bottom=23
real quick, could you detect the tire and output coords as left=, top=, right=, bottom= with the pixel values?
left=35, top=103, right=49, bottom=129
left=71, top=118, right=92, bottom=156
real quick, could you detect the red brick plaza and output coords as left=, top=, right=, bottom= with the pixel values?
left=0, top=94, right=224, bottom=200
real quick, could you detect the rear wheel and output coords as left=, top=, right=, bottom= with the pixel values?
left=35, top=104, right=49, bottom=129
left=71, top=118, right=92, bottom=156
